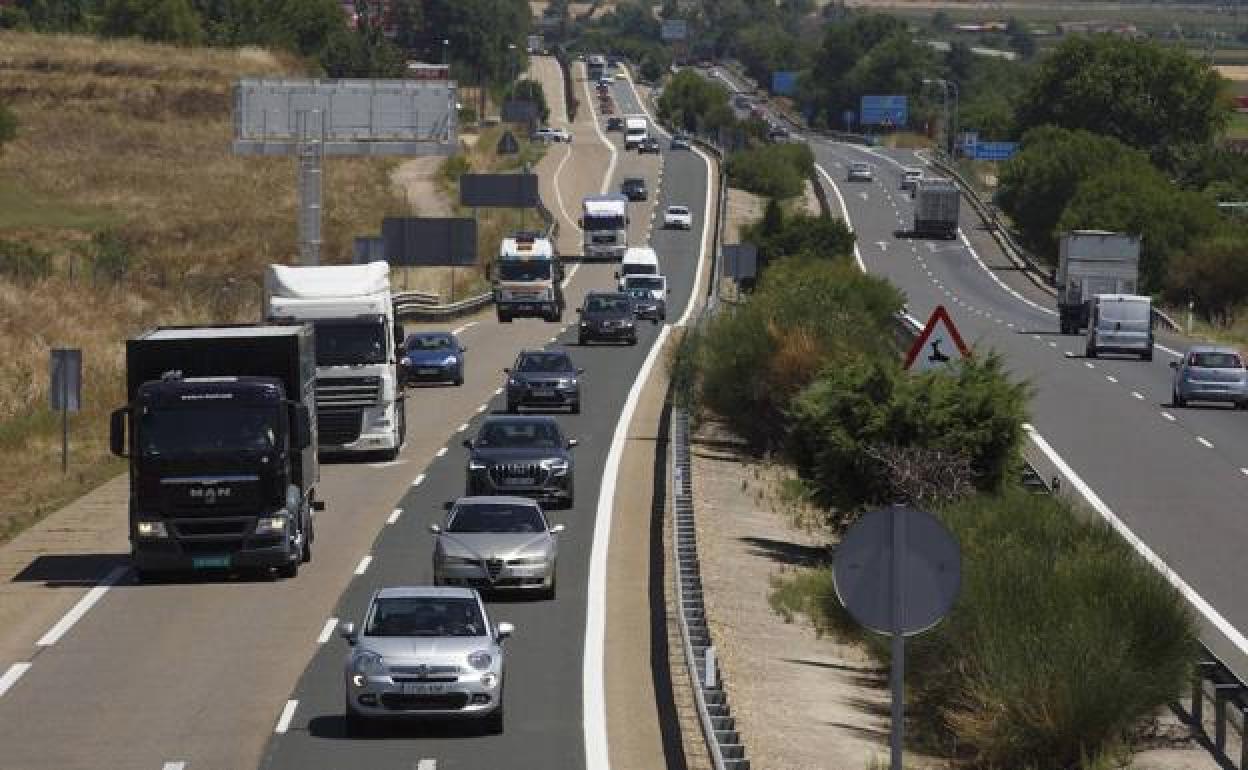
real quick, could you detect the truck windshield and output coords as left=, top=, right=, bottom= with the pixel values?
left=1100, top=302, right=1150, bottom=323
left=139, top=406, right=279, bottom=455
left=621, top=264, right=657, bottom=276
left=498, top=261, right=552, bottom=281
left=313, top=321, right=386, bottom=365
left=626, top=277, right=664, bottom=290
left=584, top=214, right=625, bottom=231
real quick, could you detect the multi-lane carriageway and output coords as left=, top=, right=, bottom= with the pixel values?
left=0, top=64, right=714, bottom=769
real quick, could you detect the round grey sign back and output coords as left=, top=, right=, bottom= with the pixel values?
left=832, top=505, right=961, bottom=636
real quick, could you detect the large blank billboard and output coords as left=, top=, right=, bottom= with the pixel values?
left=382, top=217, right=478, bottom=266
left=460, top=174, right=540, bottom=208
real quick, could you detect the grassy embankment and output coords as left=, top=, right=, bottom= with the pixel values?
left=0, top=31, right=408, bottom=543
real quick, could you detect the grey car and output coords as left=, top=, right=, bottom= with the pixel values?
left=1171, top=346, right=1248, bottom=408
left=505, top=350, right=583, bottom=414
left=431, top=496, right=564, bottom=599
left=464, top=416, right=577, bottom=507
left=341, top=586, right=514, bottom=735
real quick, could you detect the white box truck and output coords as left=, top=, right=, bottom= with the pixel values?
left=581, top=194, right=629, bottom=260
left=264, top=262, right=406, bottom=460
left=1057, top=230, right=1141, bottom=335
left=624, top=116, right=648, bottom=150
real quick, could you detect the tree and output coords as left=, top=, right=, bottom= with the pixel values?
left=0, top=102, right=17, bottom=152
left=509, top=79, right=550, bottom=123
left=1014, top=35, right=1230, bottom=158
left=1005, top=17, right=1036, bottom=58
left=658, top=70, right=733, bottom=135
left=15, top=0, right=90, bottom=32
left=99, top=0, right=204, bottom=45
left=1168, top=232, right=1248, bottom=325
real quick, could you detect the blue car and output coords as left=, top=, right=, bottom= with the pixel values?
left=402, top=332, right=466, bottom=386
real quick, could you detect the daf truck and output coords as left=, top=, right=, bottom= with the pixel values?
left=581, top=195, right=629, bottom=260
left=109, top=325, right=321, bottom=581
left=264, top=262, right=406, bottom=460
left=495, top=231, right=564, bottom=322
left=1057, top=230, right=1142, bottom=335
left=912, top=178, right=960, bottom=240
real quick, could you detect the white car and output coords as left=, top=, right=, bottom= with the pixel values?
left=533, top=127, right=572, bottom=143
left=900, top=167, right=924, bottom=192
left=847, top=162, right=873, bottom=182
left=663, top=205, right=693, bottom=230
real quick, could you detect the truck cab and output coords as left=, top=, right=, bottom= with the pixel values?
left=1057, top=230, right=1142, bottom=335
left=494, top=232, right=564, bottom=323
left=624, top=116, right=648, bottom=150
left=581, top=195, right=629, bottom=260
left=1086, top=294, right=1153, bottom=361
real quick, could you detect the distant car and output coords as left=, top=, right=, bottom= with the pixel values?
left=663, top=205, right=692, bottom=230
left=431, top=496, right=564, bottom=599
left=504, top=349, right=583, bottom=414
left=767, top=125, right=790, bottom=141
left=900, top=167, right=924, bottom=192
left=847, top=162, right=873, bottom=182
left=670, top=134, right=691, bottom=150
left=598, top=77, right=612, bottom=88
left=402, top=332, right=465, bottom=386
left=621, top=177, right=647, bottom=201
left=578, top=291, right=637, bottom=345
left=1170, top=346, right=1248, bottom=408
left=733, top=94, right=751, bottom=109
left=341, top=586, right=513, bottom=736
left=623, top=275, right=669, bottom=321
left=638, top=137, right=661, bottom=154
left=532, top=127, right=571, bottom=143
left=464, top=416, right=577, bottom=507
left=606, top=116, right=624, bottom=131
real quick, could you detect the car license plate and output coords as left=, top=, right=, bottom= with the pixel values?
left=401, top=683, right=449, bottom=695
left=506, top=477, right=535, bottom=486
left=192, top=555, right=231, bottom=569
left=534, top=389, right=556, bottom=398
left=418, top=368, right=439, bottom=375
left=517, top=304, right=535, bottom=311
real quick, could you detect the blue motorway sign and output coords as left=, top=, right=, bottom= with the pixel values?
left=972, top=141, right=1019, bottom=161
left=860, top=95, right=908, bottom=127
left=771, top=71, right=798, bottom=96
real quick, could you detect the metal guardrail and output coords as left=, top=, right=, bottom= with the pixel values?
left=671, top=407, right=750, bottom=770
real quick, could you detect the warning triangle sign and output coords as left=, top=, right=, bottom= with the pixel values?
left=904, top=305, right=971, bottom=372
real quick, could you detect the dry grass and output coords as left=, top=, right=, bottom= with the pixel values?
left=0, top=31, right=409, bottom=542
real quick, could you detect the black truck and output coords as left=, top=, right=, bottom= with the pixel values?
left=109, top=325, right=322, bottom=580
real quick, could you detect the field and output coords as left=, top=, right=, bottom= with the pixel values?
left=0, top=31, right=409, bottom=543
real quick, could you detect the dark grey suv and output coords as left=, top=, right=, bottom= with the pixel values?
left=464, top=416, right=577, bottom=508
left=577, top=292, right=637, bottom=345
left=505, top=350, right=583, bottom=414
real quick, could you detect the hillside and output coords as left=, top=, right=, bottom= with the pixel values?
left=0, top=31, right=408, bottom=541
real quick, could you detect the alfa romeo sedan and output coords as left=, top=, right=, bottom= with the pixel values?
left=464, top=416, right=577, bottom=508
left=431, top=496, right=565, bottom=599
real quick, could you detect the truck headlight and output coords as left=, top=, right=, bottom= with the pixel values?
left=467, top=650, right=493, bottom=671
left=136, top=520, right=168, bottom=539
left=541, top=458, right=569, bottom=474
left=442, top=355, right=458, bottom=365
left=468, top=459, right=487, bottom=471
left=400, top=356, right=411, bottom=366
left=255, top=515, right=287, bottom=535
left=353, top=650, right=386, bottom=676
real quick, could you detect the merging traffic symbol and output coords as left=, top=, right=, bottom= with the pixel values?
left=904, top=305, right=971, bottom=372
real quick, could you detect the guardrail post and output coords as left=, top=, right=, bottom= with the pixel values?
left=1192, top=659, right=1219, bottom=731
left=1213, top=682, right=1241, bottom=753
left=704, top=645, right=717, bottom=689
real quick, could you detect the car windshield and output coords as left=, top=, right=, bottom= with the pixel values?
left=852, top=163, right=869, bottom=171
left=476, top=420, right=562, bottom=448
left=449, top=503, right=547, bottom=533
left=1190, top=352, right=1243, bottom=368
left=498, top=261, right=552, bottom=281
left=584, top=213, right=625, bottom=231
left=1099, top=301, right=1150, bottom=323
left=139, top=405, right=279, bottom=455
left=668, top=207, right=688, bottom=216
left=586, top=296, right=633, bottom=314
left=364, top=597, right=484, bottom=638
left=312, top=320, right=386, bottom=365
left=407, top=334, right=452, bottom=352
left=516, top=353, right=574, bottom=372
left=626, top=277, right=664, bottom=290
left=624, top=179, right=644, bottom=189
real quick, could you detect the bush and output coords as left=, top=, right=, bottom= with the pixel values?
left=509, top=79, right=551, bottom=124
left=0, top=239, right=51, bottom=282
left=0, top=102, right=16, bottom=151
left=726, top=142, right=815, bottom=199
left=92, top=229, right=133, bottom=284
left=742, top=200, right=855, bottom=268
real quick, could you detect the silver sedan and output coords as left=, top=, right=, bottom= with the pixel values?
left=1171, top=346, right=1248, bottom=408
left=341, top=586, right=514, bottom=735
left=432, top=496, right=564, bottom=600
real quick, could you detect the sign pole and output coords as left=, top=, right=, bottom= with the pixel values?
left=60, top=366, right=69, bottom=474
left=890, top=505, right=906, bottom=769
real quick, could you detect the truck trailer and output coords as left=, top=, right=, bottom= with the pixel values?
left=110, top=324, right=321, bottom=580
left=1057, top=230, right=1142, bottom=335
left=911, top=178, right=960, bottom=240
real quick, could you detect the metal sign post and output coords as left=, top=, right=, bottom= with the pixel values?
left=49, top=348, right=82, bottom=474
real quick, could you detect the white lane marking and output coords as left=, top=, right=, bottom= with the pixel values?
left=1106, top=376, right=1117, bottom=383
left=457, top=423, right=470, bottom=433
left=1032, top=335, right=1042, bottom=341
left=1198, top=437, right=1214, bottom=448
left=451, top=321, right=478, bottom=335
left=817, top=165, right=866, bottom=272
left=416, top=761, right=437, bottom=770
left=317, top=617, right=338, bottom=644
left=162, top=763, right=186, bottom=770
left=1133, top=391, right=1144, bottom=400
left=1158, top=344, right=1182, bottom=358
left=1026, top=423, right=1248, bottom=659
left=0, top=662, right=32, bottom=698
left=412, top=473, right=426, bottom=487
left=1161, top=412, right=1176, bottom=422
left=436, top=447, right=448, bottom=458
left=367, top=459, right=404, bottom=469
left=36, top=566, right=127, bottom=647
left=494, top=387, right=504, bottom=396
left=387, top=508, right=402, bottom=525
left=476, top=404, right=487, bottom=413
left=274, top=699, right=299, bottom=734
left=676, top=144, right=716, bottom=327
left=1048, top=341, right=1057, bottom=348
left=354, top=555, right=373, bottom=575
left=1007, top=323, right=1015, bottom=328
left=584, top=324, right=671, bottom=770
left=1084, top=362, right=1095, bottom=369
left=1241, top=468, right=1248, bottom=477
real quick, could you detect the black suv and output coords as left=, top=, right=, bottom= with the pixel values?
left=578, top=292, right=637, bottom=345
left=504, top=350, right=583, bottom=414
left=621, top=177, right=647, bottom=201
left=638, top=137, right=661, bottom=154
left=464, top=416, right=577, bottom=508
left=606, top=116, right=624, bottom=131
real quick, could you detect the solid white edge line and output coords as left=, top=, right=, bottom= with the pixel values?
left=416, top=760, right=437, bottom=770
left=412, top=473, right=426, bottom=486
left=36, top=565, right=127, bottom=647
left=582, top=64, right=619, bottom=196
left=354, top=555, right=372, bottom=576
left=676, top=145, right=715, bottom=328
left=816, top=165, right=867, bottom=273
left=477, top=404, right=487, bottom=413
left=1162, top=412, right=1176, bottom=422
left=436, top=447, right=448, bottom=458
left=161, top=762, right=187, bottom=770
left=1198, top=437, right=1214, bottom=448
left=494, top=387, right=504, bottom=396
left=317, top=617, right=338, bottom=644
left=0, top=662, right=32, bottom=698
left=451, top=321, right=478, bottom=336
left=1025, top=424, right=1248, bottom=658
left=457, top=423, right=470, bottom=433
left=387, top=508, right=402, bottom=525
left=274, top=699, right=299, bottom=734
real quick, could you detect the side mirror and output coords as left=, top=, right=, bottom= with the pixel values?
left=666, top=289, right=671, bottom=295
left=459, top=346, right=467, bottom=353
left=291, top=403, right=313, bottom=450
left=429, top=524, right=443, bottom=534
left=549, top=524, right=566, bottom=534
left=340, top=622, right=358, bottom=645
left=442, top=500, right=454, bottom=510
left=577, top=217, right=584, bottom=228
left=462, top=439, right=474, bottom=449
left=394, top=323, right=406, bottom=349
left=614, top=271, right=620, bottom=279
left=496, top=621, right=515, bottom=641
left=109, top=408, right=129, bottom=458
left=567, top=438, right=579, bottom=448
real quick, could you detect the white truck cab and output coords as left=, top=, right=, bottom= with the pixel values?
left=495, top=232, right=563, bottom=322
left=581, top=195, right=629, bottom=260
left=624, top=116, right=648, bottom=150
left=616, top=247, right=661, bottom=290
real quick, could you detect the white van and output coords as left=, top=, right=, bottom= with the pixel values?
left=1086, top=293, right=1153, bottom=361
left=616, top=247, right=660, bottom=290
left=624, top=116, right=648, bottom=150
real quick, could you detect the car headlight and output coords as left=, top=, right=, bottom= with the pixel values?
left=468, top=459, right=487, bottom=471
left=541, top=458, right=569, bottom=473
left=467, top=650, right=493, bottom=671
left=442, top=355, right=458, bottom=365
left=136, top=520, right=168, bottom=538
left=580, top=321, right=589, bottom=328
left=621, top=320, right=634, bottom=328
left=352, top=650, right=386, bottom=676
left=255, top=515, right=287, bottom=535
left=400, top=356, right=411, bottom=366
left=507, top=378, right=521, bottom=387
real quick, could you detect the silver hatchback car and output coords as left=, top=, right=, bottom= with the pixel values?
left=1171, top=346, right=1248, bottom=408
left=341, top=586, right=514, bottom=735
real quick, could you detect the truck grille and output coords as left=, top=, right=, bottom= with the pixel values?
left=317, top=376, right=380, bottom=409
left=318, top=408, right=363, bottom=445
left=486, top=558, right=505, bottom=580
left=489, top=462, right=548, bottom=487
left=173, top=518, right=250, bottom=537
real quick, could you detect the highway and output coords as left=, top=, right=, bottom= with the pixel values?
left=0, top=63, right=713, bottom=769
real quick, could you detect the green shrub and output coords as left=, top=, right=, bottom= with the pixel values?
left=0, top=239, right=50, bottom=282
left=742, top=200, right=855, bottom=266
left=726, top=142, right=815, bottom=199
left=92, top=229, right=132, bottom=283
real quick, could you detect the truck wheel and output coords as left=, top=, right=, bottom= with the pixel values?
left=302, top=516, right=313, bottom=563
left=1173, top=390, right=1186, bottom=408
left=1059, top=319, right=1069, bottom=335
left=1142, top=348, right=1153, bottom=362
left=277, top=556, right=299, bottom=579
left=498, top=312, right=513, bottom=323
left=1086, top=345, right=1097, bottom=359
left=345, top=704, right=366, bottom=738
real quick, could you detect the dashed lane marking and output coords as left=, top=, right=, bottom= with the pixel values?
left=317, top=617, right=337, bottom=644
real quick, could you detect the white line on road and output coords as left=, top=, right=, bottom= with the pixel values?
left=1084, top=362, right=1095, bottom=369
left=1048, top=341, right=1057, bottom=348
left=451, top=321, right=478, bottom=336
left=317, top=617, right=338, bottom=644
left=416, top=761, right=437, bottom=770
left=1133, top=392, right=1144, bottom=400
left=1198, top=437, right=1214, bottom=448
left=412, top=473, right=426, bottom=487
left=387, top=508, right=402, bottom=525
left=476, top=404, right=487, bottom=413
left=457, top=423, right=470, bottom=432
left=436, top=447, right=448, bottom=458
left=274, top=699, right=299, bottom=734
left=354, top=555, right=373, bottom=575
left=1157, top=344, right=1182, bottom=358
left=162, top=763, right=186, bottom=770
left=1241, top=468, right=1248, bottom=477
left=1161, top=412, right=1176, bottom=422
left=36, top=565, right=127, bottom=647
left=1106, top=376, right=1117, bottom=383
left=816, top=165, right=866, bottom=272
left=494, top=387, right=503, bottom=396
left=0, top=662, right=32, bottom=698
